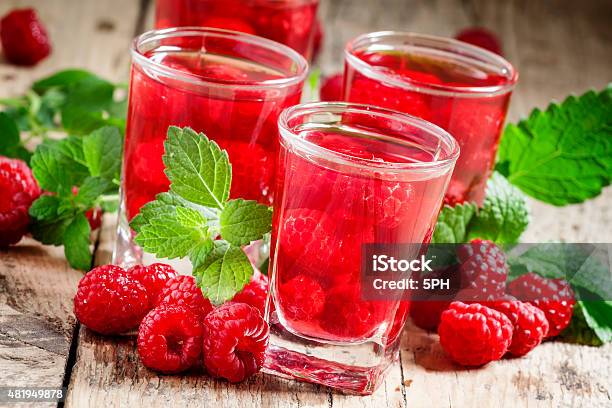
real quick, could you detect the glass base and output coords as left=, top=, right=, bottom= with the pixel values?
left=263, top=318, right=401, bottom=395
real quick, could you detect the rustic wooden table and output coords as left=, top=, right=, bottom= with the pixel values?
left=1, top=0, right=611, bottom=407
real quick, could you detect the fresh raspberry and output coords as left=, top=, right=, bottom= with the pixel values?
left=137, top=305, right=203, bottom=373
left=488, top=300, right=549, bottom=356
left=157, top=275, right=214, bottom=320
left=320, top=73, right=343, bottom=101
left=231, top=270, right=269, bottom=316
left=0, top=8, right=51, bottom=66
left=456, top=239, right=508, bottom=301
left=438, top=301, right=513, bottom=366
left=410, top=300, right=451, bottom=332
left=455, top=27, right=503, bottom=55
left=128, top=263, right=179, bottom=308
left=279, top=275, right=325, bottom=322
left=202, top=302, right=269, bottom=382
left=0, top=157, right=41, bottom=247
left=73, top=265, right=149, bottom=335
left=507, top=272, right=575, bottom=337
left=320, top=285, right=382, bottom=339
left=409, top=265, right=461, bottom=331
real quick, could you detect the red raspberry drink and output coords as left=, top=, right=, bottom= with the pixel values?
left=265, top=103, right=459, bottom=394
left=344, top=32, right=517, bottom=205
left=114, top=28, right=307, bottom=266
left=155, top=0, right=320, bottom=60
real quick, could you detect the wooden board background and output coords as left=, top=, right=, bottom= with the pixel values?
left=0, top=0, right=611, bottom=407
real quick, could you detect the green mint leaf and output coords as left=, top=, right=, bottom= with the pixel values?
left=163, top=126, right=231, bottom=209
left=431, top=202, right=477, bottom=243
left=466, top=172, right=530, bottom=244
left=63, top=213, right=92, bottom=270
left=75, top=177, right=113, bottom=207
left=135, top=208, right=213, bottom=261
left=193, top=241, right=253, bottom=305
left=0, top=112, right=20, bottom=150
left=30, top=215, right=74, bottom=245
left=30, top=139, right=89, bottom=195
left=63, top=75, right=114, bottom=112
left=82, top=126, right=122, bottom=183
left=576, top=300, right=612, bottom=344
left=130, top=192, right=191, bottom=233
left=219, top=199, right=273, bottom=246
left=61, top=105, right=108, bottom=135
left=32, top=69, right=100, bottom=93
left=29, top=195, right=63, bottom=220
left=497, top=86, right=612, bottom=206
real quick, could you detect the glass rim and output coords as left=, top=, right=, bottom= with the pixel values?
left=131, top=27, right=309, bottom=90
left=345, top=31, right=518, bottom=97
left=278, top=102, right=460, bottom=174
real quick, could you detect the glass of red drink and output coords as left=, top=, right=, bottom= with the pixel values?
left=155, top=0, right=320, bottom=60
left=114, top=27, right=307, bottom=267
left=264, top=102, right=459, bottom=394
left=344, top=32, right=517, bottom=205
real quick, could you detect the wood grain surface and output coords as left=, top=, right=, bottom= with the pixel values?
left=0, top=0, right=611, bottom=407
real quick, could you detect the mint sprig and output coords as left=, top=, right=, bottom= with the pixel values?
left=131, top=126, right=273, bottom=305
left=29, top=126, right=123, bottom=269
left=432, top=172, right=529, bottom=244
left=497, top=85, right=612, bottom=206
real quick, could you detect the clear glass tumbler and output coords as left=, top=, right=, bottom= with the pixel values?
left=155, top=0, right=320, bottom=60
left=264, top=102, right=459, bottom=394
left=344, top=31, right=517, bottom=206
left=114, top=27, right=307, bottom=267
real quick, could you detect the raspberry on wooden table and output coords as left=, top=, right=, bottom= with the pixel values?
left=128, top=263, right=179, bottom=308
left=0, top=8, right=51, bottom=66
left=279, top=274, right=325, bottom=322
left=73, top=265, right=149, bottom=335
left=157, top=275, right=214, bottom=320
left=507, top=272, right=575, bottom=337
left=319, top=73, right=343, bottom=102
left=202, top=302, right=269, bottom=383
left=0, top=157, right=41, bottom=247
left=137, top=305, right=204, bottom=374
left=438, top=301, right=513, bottom=366
left=488, top=299, right=549, bottom=356
left=456, top=239, right=508, bottom=301
left=231, top=270, right=269, bottom=316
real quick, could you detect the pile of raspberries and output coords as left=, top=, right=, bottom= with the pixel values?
left=73, top=263, right=270, bottom=382
left=410, top=239, right=576, bottom=366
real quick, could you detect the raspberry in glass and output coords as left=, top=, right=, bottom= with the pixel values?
left=128, top=263, right=179, bottom=308
left=73, top=265, right=149, bottom=335
left=0, top=8, right=51, bottom=66
left=137, top=305, right=203, bottom=373
left=279, top=275, right=325, bottom=322
left=202, top=302, right=269, bottom=383
left=157, top=275, right=214, bottom=320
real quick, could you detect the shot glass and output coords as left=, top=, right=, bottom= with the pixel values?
left=344, top=31, right=517, bottom=205
left=264, top=102, right=459, bottom=394
left=114, top=27, right=307, bottom=267
left=155, top=0, right=320, bottom=60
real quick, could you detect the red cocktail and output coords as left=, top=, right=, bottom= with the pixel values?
left=265, top=103, right=459, bottom=394
left=344, top=32, right=517, bottom=205
left=155, top=0, right=319, bottom=60
left=115, top=28, right=307, bottom=266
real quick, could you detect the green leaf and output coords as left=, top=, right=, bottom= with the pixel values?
left=61, top=105, right=108, bottom=135
left=163, top=126, right=231, bottom=209
left=32, top=69, right=99, bottom=93
left=466, top=172, right=530, bottom=243
left=29, top=195, right=63, bottom=220
left=135, top=208, right=213, bottom=261
left=431, top=202, right=477, bottom=243
left=75, top=177, right=113, bottom=207
left=100, top=197, right=119, bottom=213
left=30, top=140, right=89, bottom=194
left=130, top=192, right=190, bottom=233
left=193, top=241, right=253, bottom=305
left=578, top=300, right=612, bottom=344
left=30, top=215, right=74, bottom=245
left=63, top=75, right=114, bottom=111
left=219, top=199, right=273, bottom=246
left=497, top=86, right=612, bottom=205
left=0, top=112, right=20, bottom=150
left=82, top=126, right=122, bottom=182
left=63, top=213, right=92, bottom=270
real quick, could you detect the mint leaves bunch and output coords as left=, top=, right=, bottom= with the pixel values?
left=0, top=69, right=127, bottom=162
left=28, top=126, right=123, bottom=270
left=130, top=127, right=272, bottom=305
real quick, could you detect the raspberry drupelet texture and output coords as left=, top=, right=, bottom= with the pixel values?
left=128, top=263, right=179, bottom=308
left=279, top=274, right=325, bottom=322
left=456, top=239, right=508, bottom=302
left=507, top=272, right=575, bottom=337
left=488, top=299, right=549, bottom=356
left=231, top=270, right=269, bottom=316
left=438, top=301, right=513, bottom=366
left=0, top=156, right=41, bottom=247
left=137, top=305, right=204, bottom=374
left=157, top=275, right=214, bottom=320
left=0, top=8, right=51, bottom=66
left=202, top=302, right=269, bottom=383
left=73, top=265, right=149, bottom=335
